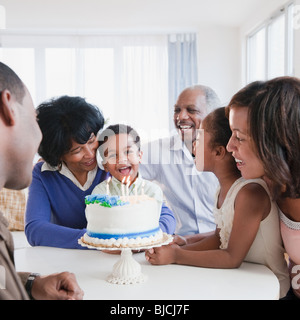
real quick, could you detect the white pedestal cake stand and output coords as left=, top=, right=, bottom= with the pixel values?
left=78, top=233, right=173, bottom=285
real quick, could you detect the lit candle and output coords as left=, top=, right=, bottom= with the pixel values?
left=126, top=176, right=130, bottom=198
left=106, top=177, right=111, bottom=195
left=134, top=184, right=138, bottom=200
left=141, top=180, right=145, bottom=196
left=121, top=177, right=126, bottom=197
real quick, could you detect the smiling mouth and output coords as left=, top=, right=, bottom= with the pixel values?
left=179, top=125, right=193, bottom=130
left=84, top=158, right=96, bottom=167
left=235, top=158, right=245, bottom=169
left=177, top=122, right=194, bottom=131
left=118, top=166, right=132, bottom=176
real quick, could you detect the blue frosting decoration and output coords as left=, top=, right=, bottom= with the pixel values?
left=87, top=227, right=160, bottom=240
left=85, top=194, right=129, bottom=207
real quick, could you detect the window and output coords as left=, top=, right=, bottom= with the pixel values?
left=247, top=2, right=294, bottom=83
left=248, top=27, right=266, bottom=82
left=0, top=48, right=36, bottom=100
left=0, top=34, right=169, bottom=142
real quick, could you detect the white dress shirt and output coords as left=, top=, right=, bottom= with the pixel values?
left=139, top=133, right=219, bottom=235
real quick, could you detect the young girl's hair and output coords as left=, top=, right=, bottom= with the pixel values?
left=98, top=124, right=141, bottom=158
left=204, top=107, right=233, bottom=149
left=248, top=77, right=300, bottom=200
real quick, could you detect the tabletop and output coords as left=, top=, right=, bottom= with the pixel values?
left=14, top=245, right=280, bottom=300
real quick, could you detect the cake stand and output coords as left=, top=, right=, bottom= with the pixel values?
left=78, top=233, right=173, bottom=285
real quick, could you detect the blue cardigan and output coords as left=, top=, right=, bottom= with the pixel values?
left=25, top=162, right=176, bottom=249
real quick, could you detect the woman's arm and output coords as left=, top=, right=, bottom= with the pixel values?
left=25, top=165, right=86, bottom=249
left=147, top=183, right=270, bottom=268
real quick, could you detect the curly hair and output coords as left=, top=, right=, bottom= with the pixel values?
left=37, top=96, right=104, bottom=167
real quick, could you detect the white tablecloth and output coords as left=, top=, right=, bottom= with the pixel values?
left=14, top=245, right=280, bottom=300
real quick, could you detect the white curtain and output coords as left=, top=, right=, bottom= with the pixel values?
left=0, top=33, right=198, bottom=141
left=115, top=36, right=169, bottom=142
left=168, top=33, right=198, bottom=129
left=0, top=34, right=169, bottom=143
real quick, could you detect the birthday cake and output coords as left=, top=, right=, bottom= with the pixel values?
left=81, top=194, right=164, bottom=248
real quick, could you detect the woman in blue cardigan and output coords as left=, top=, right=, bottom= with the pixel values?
left=25, top=96, right=176, bottom=249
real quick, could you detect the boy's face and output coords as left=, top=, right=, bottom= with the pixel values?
left=102, top=133, right=142, bottom=183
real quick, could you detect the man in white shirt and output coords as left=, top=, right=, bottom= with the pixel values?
left=140, top=85, right=221, bottom=236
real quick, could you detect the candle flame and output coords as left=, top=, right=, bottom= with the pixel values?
left=107, top=177, right=112, bottom=183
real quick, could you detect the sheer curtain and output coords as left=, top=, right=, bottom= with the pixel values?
left=115, top=36, right=169, bottom=142
left=0, top=33, right=198, bottom=141
left=0, top=34, right=169, bottom=142
left=168, top=33, right=198, bottom=130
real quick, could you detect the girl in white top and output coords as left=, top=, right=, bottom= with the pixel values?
left=146, top=107, right=289, bottom=298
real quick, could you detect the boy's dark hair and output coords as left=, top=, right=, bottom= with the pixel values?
left=37, top=95, right=104, bottom=167
left=0, top=62, right=26, bottom=103
left=98, top=124, right=141, bottom=158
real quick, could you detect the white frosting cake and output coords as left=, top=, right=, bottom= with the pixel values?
left=81, top=194, right=163, bottom=248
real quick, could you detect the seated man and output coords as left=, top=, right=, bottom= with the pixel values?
left=140, top=85, right=221, bottom=237
left=0, top=62, right=83, bottom=300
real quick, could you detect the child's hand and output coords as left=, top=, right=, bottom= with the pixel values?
left=145, top=244, right=178, bottom=265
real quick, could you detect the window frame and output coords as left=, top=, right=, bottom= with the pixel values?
left=246, top=1, right=294, bottom=83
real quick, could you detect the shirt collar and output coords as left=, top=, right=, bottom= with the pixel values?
left=41, top=162, right=98, bottom=191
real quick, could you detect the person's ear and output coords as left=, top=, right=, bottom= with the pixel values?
left=0, top=90, right=16, bottom=126
left=215, top=146, right=227, bottom=160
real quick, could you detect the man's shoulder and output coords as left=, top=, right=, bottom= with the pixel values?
left=141, top=134, right=181, bottom=156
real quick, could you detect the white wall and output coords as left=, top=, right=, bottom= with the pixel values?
left=197, top=24, right=240, bottom=105
left=0, top=0, right=241, bottom=106
left=2, top=0, right=296, bottom=106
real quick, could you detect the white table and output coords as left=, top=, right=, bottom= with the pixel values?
left=14, top=246, right=280, bottom=300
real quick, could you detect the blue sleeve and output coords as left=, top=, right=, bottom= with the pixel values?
left=25, top=164, right=86, bottom=249
left=159, top=202, right=176, bottom=235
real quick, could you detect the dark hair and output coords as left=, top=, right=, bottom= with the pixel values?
left=37, top=95, right=104, bottom=167
left=249, top=76, right=300, bottom=199
left=203, top=107, right=233, bottom=149
left=228, top=81, right=266, bottom=109
left=0, top=62, right=26, bottom=103
left=98, top=124, right=141, bottom=158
